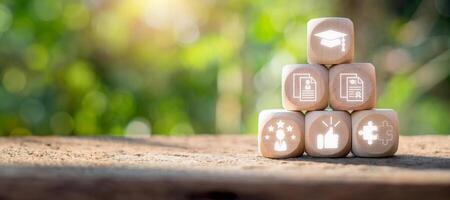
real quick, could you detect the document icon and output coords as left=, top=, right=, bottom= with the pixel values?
left=340, top=73, right=364, bottom=102
left=293, top=73, right=316, bottom=102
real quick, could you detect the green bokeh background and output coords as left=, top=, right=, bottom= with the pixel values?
left=0, top=0, right=449, bottom=136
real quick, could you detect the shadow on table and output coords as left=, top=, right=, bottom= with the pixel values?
left=0, top=164, right=448, bottom=200
left=291, top=154, right=450, bottom=170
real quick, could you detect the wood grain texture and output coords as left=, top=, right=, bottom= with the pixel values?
left=0, top=135, right=449, bottom=200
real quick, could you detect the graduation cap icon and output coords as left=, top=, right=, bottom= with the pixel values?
left=314, top=30, right=347, bottom=52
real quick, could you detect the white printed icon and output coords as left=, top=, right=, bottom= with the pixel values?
left=358, top=121, right=378, bottom=145
left=358, top=120, right=393, bottom=145
left=379, top=121, right=393, bottom=145
left=293, top=73, right=316, bottom=102
left=340, top=73, right=364, bottom=102
left=315, top=30, right=347, bottom=52
left=317, top=116, right=340, bottom=149
left=265, top=120, right=296, bottom=152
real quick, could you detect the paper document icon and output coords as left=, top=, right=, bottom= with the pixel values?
left=315, top=30, right=347, bottom=52
left=293, top=73, right=317, bottom=102
left=340, top=73, right=364, bottom=102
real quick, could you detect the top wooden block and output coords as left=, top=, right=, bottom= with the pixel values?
left=307, top=17, right=354, bottom=65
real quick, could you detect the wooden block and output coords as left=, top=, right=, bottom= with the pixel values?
left=329, top=63, right=376, bottom=111
left=305, top=110, right=351, bottom=157
left=352, top=109, right=399, bottom=157
left=282, top=64, right=329, bottom=111
left=307, top=17, right=354, bottom=65
left=258, top=109, right=305, bottom=158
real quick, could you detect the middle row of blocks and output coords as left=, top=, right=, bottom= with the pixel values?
left=282, top=63, right=376, bottom=111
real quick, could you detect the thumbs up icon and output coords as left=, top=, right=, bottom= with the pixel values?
left=317, top=127, right=339, bottom=149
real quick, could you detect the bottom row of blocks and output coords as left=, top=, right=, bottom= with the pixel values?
left=258, top=109, right=399, bottom=158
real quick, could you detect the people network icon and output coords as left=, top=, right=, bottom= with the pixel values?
left=265, top=119, right=297, bottom=152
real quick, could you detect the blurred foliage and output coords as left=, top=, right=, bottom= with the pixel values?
left=0, top=0, right=448, bottom=136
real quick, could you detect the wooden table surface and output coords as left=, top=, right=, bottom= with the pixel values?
left=0, top=135, right=449, bottom=200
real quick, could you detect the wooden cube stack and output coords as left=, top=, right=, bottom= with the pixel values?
left=258, top=17, right=399, bottom=158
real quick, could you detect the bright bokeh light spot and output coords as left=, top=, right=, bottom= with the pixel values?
left=141, top=0, right=200, bottom=44
left=2, top=68, right=27, bottom=93
left=50, top=112, right=74, bottom=135
left=175, top=17, right=200, bottom=44
left=65, top=61, right=96, bottom=92
left=125, top=118, right=152, bottom=138
left=0, top=4, right=12, bottom=34
left=143, top=0, right=182, bottom=30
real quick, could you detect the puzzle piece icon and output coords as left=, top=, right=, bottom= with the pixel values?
left=358, top=121, right=378, bottom=145
left=378, top=120, right=393, bottom=145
